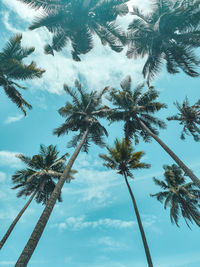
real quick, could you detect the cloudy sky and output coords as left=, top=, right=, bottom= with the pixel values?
left=0, top=0, right=200, bottom=266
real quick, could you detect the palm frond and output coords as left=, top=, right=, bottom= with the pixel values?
left=3, top=84, right=32, bottom=115
left=18, top=0, right=64, bottom=11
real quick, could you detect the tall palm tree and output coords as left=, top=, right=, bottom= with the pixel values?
left=19, top=0, right=128, bottom=61
left=126, top=0, right=200, bottom=83
left=15, top=80, right=110, bottom=266
left=108, top=76, right=200, bottom=188
left=0, top=34, right=45, bottom=115
left=151, top=164, right=200, bottom=228
left=167, top=97, right=200, bottom=141
left=99, top=138, right=153, bottom=267
left=0, top=145, right=76, bottom=250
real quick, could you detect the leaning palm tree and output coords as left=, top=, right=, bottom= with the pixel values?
left=0, top=145, right=76, bottom=250
left=151, top=164, right=200, bottom=228
left=99, top=138, right=153, bottom=267
left=19, top=0, right=128, bottom=61
left=167, top=97, right=200, bottom=141
left=126, top=0, right=200, bottom=83
left=108, top=76, right=200, bottom=188
left=0, top=34, right=45, bottom=115
left=15, top=80, right=110, bottom=266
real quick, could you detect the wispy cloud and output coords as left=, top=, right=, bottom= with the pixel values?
left=4, top=114, right=23, bottom=124
left=127, top=0, right=151, bottom=12
left=0, top=151, right=22, bottom=168
left=0, top=207, right=18, bottom=220
left=1, top=1, right=146, bottom=95
left=2, top=0, right=41, bottom=22
left=97, top=236, right=127, bottom=251
left=51, top=216, right=136, bottom=231
left=62, top=166, right=119, bottom=207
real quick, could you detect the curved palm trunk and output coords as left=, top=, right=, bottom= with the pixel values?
left=138, top=118, right=200, bottom=189
left=124, top=173, right=153, bottom=267
left=15, top=129, right=89, bottom=266
left=0, top=191, right=36, bottom=250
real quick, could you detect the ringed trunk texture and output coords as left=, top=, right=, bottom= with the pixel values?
left=0, top=191, right=36, bottom=250
left=124, top=173, right=153, bottom=267
left=15, top=129, right=89, bottom=266
left=138, top=119, right=200, bottom=189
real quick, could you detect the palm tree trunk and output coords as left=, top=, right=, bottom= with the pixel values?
left=0, top=190, right=36, bottom=250
left=15, top=129, right=89, bottom=266
left=138, top=118, right=200, bottom=189
left=124, top=173, right=153, bottom=267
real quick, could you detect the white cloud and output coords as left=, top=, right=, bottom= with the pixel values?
left=1, top=1, right=147, bottom=95
left=0, top=207, right=18, bottom=220
left=142, top=214, right=157, bottom=227
left=0, top=151, right=22, bottom=168
left=52, top=216, right=136, bottom=231
left=2, top=0, right=41, bottom=22
left=97, top=236, right=127, bottom=251
left=2, top=12, right=18, bottom=33
left=4, top=114, right=23, bottom=124
left=62, top=166, right=120, bottom=207
left=127, top=0, right=151, bottom=12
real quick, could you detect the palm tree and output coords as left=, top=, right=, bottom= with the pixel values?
left=108, top=76, right=200, bottom=188
left=99, top=138, right=153, bottom=266
left=167, top=97, right=200, bottom=141
left=19, top=0, right=128, bottom=61
left=15, top=80, right=110, bottom=266
left=151, top=164, right=200, bottom=228
left=0, top=34, right=45, bottom=115
left=126, top=0, right=200, bottom=83
left=0, top=145, right=76, bottom=250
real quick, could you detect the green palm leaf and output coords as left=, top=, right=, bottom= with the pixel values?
left=20, top=0, right=128, bottom=59
left=0, top=34, right=45, bottom=115
left=151, top=164, right=200, bottom=228
left=127, top=0, right=200, bottom=82
left=167, top=97, right=200, bottom=141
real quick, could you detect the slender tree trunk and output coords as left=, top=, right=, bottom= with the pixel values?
left=15, top=129, right=89, bottom=266
left=124, top=173, right=153, bottom=267
left=138, top=118, right=200, bottom=188
left=0, top=191, right=36, bottom=250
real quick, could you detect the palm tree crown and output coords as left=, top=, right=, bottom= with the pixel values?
left=15, top=81, right=109, bottom=265
left=12, top=144, right=77, bottom=204
left=0, top=34, right=45, bottom=115
left=107, top=76, right=200, bottom=189
left=99, top=138, right=153, bottom=266
left=53, top=79, right=110, bottom=152
left=151, top=164, right=200, bottom=228
left=126, top=0, right=200, bottom=83
left=167, top=97, right=200, bottom=141
left=99, top=138, right=150, bottom=177
left=19, top=0, right=129, bottom=61
left=108, top=75, right=167, bottom=143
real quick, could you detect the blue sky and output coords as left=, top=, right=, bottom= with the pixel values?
left=0, top=0, right=200, bottom=266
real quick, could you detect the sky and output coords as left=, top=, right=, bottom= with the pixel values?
left=0, top=0, right=200, bottom=266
